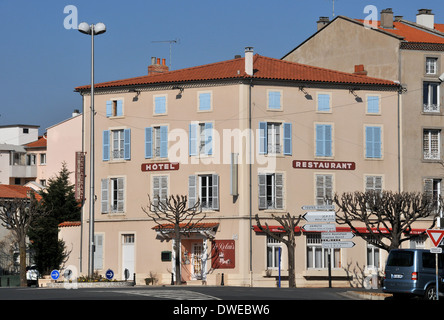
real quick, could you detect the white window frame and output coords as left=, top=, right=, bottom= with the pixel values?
left=112, top=129, right=124, bottom=160
left=258, top=172, right=284, bottom=210
left=266, top=236, right=282, bottom=270
left=306, top=234, right=340, bottom=269
left=423, top=129, right=441, bottom=160
left=423, top=81, right=440, bottom=112
left=101, top=177, right=125, bottom=214
left=426, top=57, right=438, bottom=75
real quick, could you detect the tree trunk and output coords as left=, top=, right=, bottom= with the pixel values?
left=174, top=225, right=181, bottom=285
left=287, top=242, right=296, bottom=288
left=19, top=236, right=27, bottom=287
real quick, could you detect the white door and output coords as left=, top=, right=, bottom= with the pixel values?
left=192, top=243, right=203, bottom=280
left=122, top=234, right=135, bottom=280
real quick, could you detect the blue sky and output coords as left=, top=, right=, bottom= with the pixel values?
left=1, top=0, right=443, bottom=135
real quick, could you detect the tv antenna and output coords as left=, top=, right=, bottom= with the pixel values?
left=151, top=38, right=180, bottom=70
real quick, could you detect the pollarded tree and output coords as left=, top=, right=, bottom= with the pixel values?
left=333, top=190, right=440, bottom=251
left=142, top=195, right=204, bottom=285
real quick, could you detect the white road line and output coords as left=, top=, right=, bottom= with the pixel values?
left=107, top=289, right=221, bottom=300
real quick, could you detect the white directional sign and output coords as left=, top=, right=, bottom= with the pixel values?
left=321, top=232, right=355, bottom=240
left=302, top=211, right=336, bottom=222
left=302, top=223, right=336, bottom=232
left=301, top=205, right=335, bottom=211
left=322, top=241, right=355, bottom=249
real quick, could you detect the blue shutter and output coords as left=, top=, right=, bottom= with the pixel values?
left=106, top=101, right=112, bottom=117
left=116, top=100, right=123, bottom=116
left=160, top=126, right=168, bottom=158
left=204, top=122, right=213, bottom=155
left=199, top=93, right=211, bottom=111
left=269, top=91, right=281, bottom=109
left=374, top=127, right=381, bottom=158
left=102, top=130, right=110, bottom=161
left=145, top=127, right=153, bottom=159
left=318, top=94, right=330, bottom=112
left=259, top=122, right=268, bottom=154
left=316, top=124, right=332, bottom=157
left=189, top=123, right=198, bottom=156
left=367, top=96, right=379, bottom=113
left=124, top=128, right=131, bottom=160
left=366, top=126, right=382, bottom=158
left=316, top=125, right=324, bottom=156
left=155, top=96, right=166, bottom=114
left=283, top=122, right=292, bottom=155
left=324, top=125, right=332, bottom=156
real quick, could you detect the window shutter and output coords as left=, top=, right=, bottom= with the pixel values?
left=117, top=100, right=123, bottom=116
left=117, top=177, right=124, bottom=212
left=199, top=93, right=211, bottom=111
left=155, top=96, right=166, bottom=114
left=205, top=122, right=213, bottom=155
left=101, top=178, right=109, bottom=213
left=212, top=174, right=219, bottom=210
left=259, top=122, right=268, bottom=155
left=367, top=96, right=379, bottom=113
left=94, top=234, right=103, bottom=270
left=103, top=130, right=110, bottom=161
left=373, top=127, right=381, bottom=158
left=316, top=124, right=332, bottom=157
left=318, top=94, right=330, bottom=112
left=160, top=176, right=168, bottom=202
left=366, top=126, right=381, bottom=158
left=160, top=126, right=168, bottom=158
left=124, top=128, right=131, bottom=160
left=188, top=175, right=197, bottom=208
left=424, top=178, right=433, bottom=200
left=189, top=123, right=198, bottom=156
left=269, top=91, right=281, bottom=109
left=106, top=101, right=112, bottom=117
left=275, top=173, right=284, bottom=209
left=145, top=127, right=153, bottom=159
left=258, top=173, right=267, bottom=209
left=283, top=122, right=292, bottom=155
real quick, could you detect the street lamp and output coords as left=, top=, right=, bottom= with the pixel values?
left=78, top=21, right=106, bottom=278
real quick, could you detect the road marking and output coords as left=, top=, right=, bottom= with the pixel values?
left=106, top=289, right=221, bottom=300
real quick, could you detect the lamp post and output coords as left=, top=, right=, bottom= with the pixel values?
left=78, top=22, right=106, bottom=277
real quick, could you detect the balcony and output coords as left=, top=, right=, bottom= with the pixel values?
left=9, top=165, right=37, bottom=178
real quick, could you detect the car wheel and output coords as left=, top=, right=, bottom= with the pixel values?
left=425, top=285, right=437, bottom=300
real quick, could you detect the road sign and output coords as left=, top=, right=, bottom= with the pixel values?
left=426, top=229, right=444, bottom=247
left=303, top=211, right=335, bottom=222
left=322, top=241, right=355, bottom=249
left=321, top=232, right=355, bottom=240
left=302, top=223, right=336, bottom=232
left=50, top=270, right=60, bottom=280
left=431, top=247, right=443, bottom=254
left=301, top=205, right=335, bottom=211
left=105, top=269, right=114, bottom=280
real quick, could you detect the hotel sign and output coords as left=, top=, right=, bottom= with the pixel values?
left=141, top=162, right=180, bottom=172
left=292, top=160, right=355, bottom=170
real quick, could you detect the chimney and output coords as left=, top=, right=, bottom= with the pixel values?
left=245, top=47, right=254, bottom=76
left=354, top=64, right=367, bottom=76
left=72, top=109, right=81, bottom=117
left=317, top=17, right=330, bottom=30
left=148, top=57, right=169, bottom=75
left=416, top=9, right=435, bottom=29
left=380, top=8, right=394, bottom=29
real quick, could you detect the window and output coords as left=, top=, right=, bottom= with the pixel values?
left=268, top=91, right=282, bottom=110
left=145, top=126, right=168, bottom=158
left=306, top=234, right=340, bottom=269
left=366, top=239, right=380, bottom=270
left=199, top=92, right=211, bottom=111
left=423, top=129, right=440, bottom=160
left=101, top=177, right=125, bottom=213
left=26, top=154, right=36, bottom=165
left=410, top=235, right=427, bottom=249
left=315, top=174, right=333, bottom=206
left=426, top=57, right=438, bottom=75
left=267, top=236, right=282, bottom=269
left=152, top=175, right=168, bottom=206
left=189, top=122, right=213, bottom=156
left=365, top=175, right=383, bottom=193
left=424, top=178, right=441, bottom=211
left=154, top=95, right=167, bottom=114
left=423, top=81, right=440, bottom=112
left=258, top=173, right=284, bottom=210
left=258, top=122, right=292, bottom=155
left=188, top=174, right=219, bottom=210
left=365, top=126, right=382, bottom=159
left=40, top=153, right=46, bottom=165
left=103, top=129, right=131, bottom=161
left=367, top=95, right=380, bottom=114
left=106, top=100, right=123, bottom=117
left=94, top=234, right=103, bottom=270
left=315, top=124, right=332, bottom=157
left=317, top=93, right=331, bottom=112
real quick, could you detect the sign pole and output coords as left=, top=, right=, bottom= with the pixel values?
left=278, top=247, right=281, bottom=288
left=328, top=249, right=332, bottom=288
left=436, top=252, right=439, bottom=301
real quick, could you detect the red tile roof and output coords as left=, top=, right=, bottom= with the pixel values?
left=0, top=184, right=42, bottom=200
left=75, top=54, right=398, bottom=91
left=25, top=136, right=47, bottom=149
left=58, top=221, right=81, bottom=228
left=355, top=19, right=444, bottom=44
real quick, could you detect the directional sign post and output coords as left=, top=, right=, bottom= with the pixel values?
left=426, top=229, right=444, bottom=300
left=321, top=232, right=355, bottom=240
left=105, top=269, right=114, bottom=280
left=50, top=270, right=60, bottom=281
left=303, top=211, right=336, bottom=222
left=322, top=241, right=355, bottom=249
left=302, top=223, right=336, bottom=232
left=301, top=205, right=335, bottom=211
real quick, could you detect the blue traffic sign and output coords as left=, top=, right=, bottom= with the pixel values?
left=105, top=269, right=114, bottom=280
left=50, top=270, right=60, bottom=280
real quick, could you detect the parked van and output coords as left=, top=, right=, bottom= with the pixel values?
left=382, top=249, right=444, bottom=299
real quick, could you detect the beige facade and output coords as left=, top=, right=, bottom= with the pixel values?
left=67, top=50, right=421, bottom=287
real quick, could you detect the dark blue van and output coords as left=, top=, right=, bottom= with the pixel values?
left=383, top=249, right=444, bottom=299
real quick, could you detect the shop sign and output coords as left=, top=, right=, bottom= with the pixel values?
left=292, top=160, right=355, bottom=170
left=211, top=240, right=235, bottom=269
left=141, top=162, right=180, bottom=172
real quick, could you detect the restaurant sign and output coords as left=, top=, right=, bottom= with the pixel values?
left=211, top=240, right=235, bottom=269
left=141, top=162, right=180, bottom=172
left=292, top=160, right=355, bottom=170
